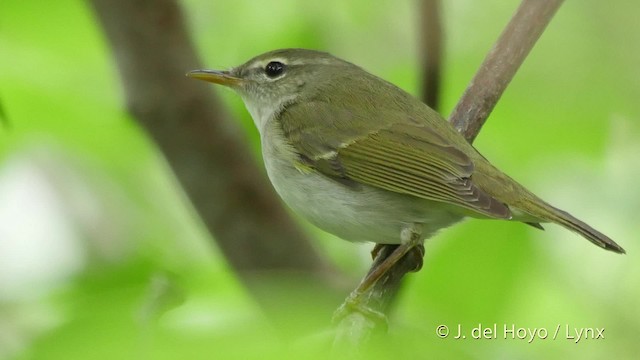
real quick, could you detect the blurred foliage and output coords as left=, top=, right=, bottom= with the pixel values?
left=1, top=0, right=639, bottom=359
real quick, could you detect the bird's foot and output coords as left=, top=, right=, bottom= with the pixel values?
left=370, top=243, right=424, bottom=272
left=408, top=244, right=425, bottom=272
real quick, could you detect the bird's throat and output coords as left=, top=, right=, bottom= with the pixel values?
left=241, top=94, right=299, bottom=135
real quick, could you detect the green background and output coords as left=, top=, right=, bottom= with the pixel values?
left=1, top=0, right=638, bottom=359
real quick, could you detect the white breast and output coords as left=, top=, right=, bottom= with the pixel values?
left=259, top=118, right=463, bottom=244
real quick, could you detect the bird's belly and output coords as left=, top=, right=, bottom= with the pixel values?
left=262, top=148, right=462, bottom=244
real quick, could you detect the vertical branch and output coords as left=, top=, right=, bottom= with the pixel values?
left=334, top=0, right=565, bottom=349
left=88, top=0, right=340, bottom=309
left=449, top=0, right=564, bottom=142
left=419, top=0, right=443, bottom=110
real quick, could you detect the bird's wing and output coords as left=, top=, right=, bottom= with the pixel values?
left=279, top=101, right=511, bottom=219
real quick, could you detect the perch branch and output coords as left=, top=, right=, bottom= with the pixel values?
left=450, top=0, right=564, bottom=143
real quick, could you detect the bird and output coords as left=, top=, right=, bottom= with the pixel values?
left=187, top=48, right=625, bottom=297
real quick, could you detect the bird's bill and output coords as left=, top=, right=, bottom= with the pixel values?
left=186, top=69, right=242, bottom=86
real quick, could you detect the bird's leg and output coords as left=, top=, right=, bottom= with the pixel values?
left=334, top=224, right=423, bottom=324
left=355, top=224, right=423, bottom=296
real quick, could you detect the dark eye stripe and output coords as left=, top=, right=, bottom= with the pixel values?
left=265, top=61, right=285, bottom=78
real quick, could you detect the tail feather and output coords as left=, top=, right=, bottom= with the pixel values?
left=521, top=199, right=625, bottom=254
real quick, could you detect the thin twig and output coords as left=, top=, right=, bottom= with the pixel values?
left=419, top=0, right=443, bottom=110
left=334, top=0, right=565, bottom=349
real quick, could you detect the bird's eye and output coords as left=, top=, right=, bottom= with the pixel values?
left=264, top=61, right=285, bottom=78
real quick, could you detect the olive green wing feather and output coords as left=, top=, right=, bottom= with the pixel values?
left=339, top=124, right=511, bottom=218
left=279, top=102, right=511, bottom=219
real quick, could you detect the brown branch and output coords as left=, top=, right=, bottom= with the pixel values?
left=334, top=0, right=564, bottom=348
left=450, top=0, right=564, bottom=143
left=419, top=0, right=443, bottom=110
left=332, top=244, right=414, bottom=352
left=88, top=0, right=341, bottom=311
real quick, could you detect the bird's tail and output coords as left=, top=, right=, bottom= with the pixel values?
left=520, top=197, right=625, bottom=254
